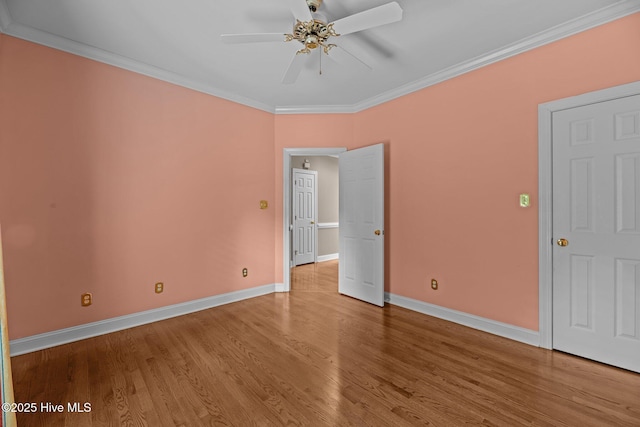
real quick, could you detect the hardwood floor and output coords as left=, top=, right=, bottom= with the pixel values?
left=11, top=260, right=640, bottom=426
left=290, top=260, right=339, bottom=293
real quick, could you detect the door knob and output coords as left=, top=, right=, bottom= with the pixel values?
left=374, top=230, right=381, bottom=236
left=557, top=238, right=569, bottom=246
left=310, top=221, right=315, bottom=224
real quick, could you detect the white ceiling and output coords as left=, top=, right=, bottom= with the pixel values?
left=1, top=0, right=639, bottom=113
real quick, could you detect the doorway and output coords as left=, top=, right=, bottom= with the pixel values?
left=282, top=148, right=346, bottom=293
left=539, top=81, right=640, bottom=373
left=283, top=145, right=386, bottom=305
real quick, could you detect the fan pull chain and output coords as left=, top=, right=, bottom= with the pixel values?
left=319, top=50, right=322, bottom=76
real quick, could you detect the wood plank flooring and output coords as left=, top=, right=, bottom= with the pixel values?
left=11, top=260, right=640, bottom=426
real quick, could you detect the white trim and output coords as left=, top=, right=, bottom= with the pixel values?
left=317, top=222, right=339, bottom=229
left=0, top=20, right=275, bottom=114
left=1, top=0, right=637, bottom=114
left=283, top=148, right=346, bottom=293
left=537, top=80, right=640, bottom=350
left=275, top=105, right=357, bottom=115
left=9, top=284, right=275, bottom=356
left=317, top=253, right=339, bottom=262
left=385, top=293, right=540, bottom=347
left=274, top=282, right=285, bottom=293
left=275, top=2, right=640, bottom=114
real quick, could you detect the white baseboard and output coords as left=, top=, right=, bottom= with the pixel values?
left=317, top=253, right=339, bottom=262
left=10, top=284, right=276, bottom=356
left=384, top=292, right=540, bottom=347
left=10, top=286, right=540, bottom=356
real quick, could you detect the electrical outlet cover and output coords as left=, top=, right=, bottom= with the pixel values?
left=81, top=293, right=92, bottom=306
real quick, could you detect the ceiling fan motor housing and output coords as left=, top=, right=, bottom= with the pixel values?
left=306, top=0, right=322, bottom=12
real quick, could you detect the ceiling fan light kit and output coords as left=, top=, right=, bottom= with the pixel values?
left=221, top=0, right=403, bottom=84
left=285, top=18, right=339, bottom=55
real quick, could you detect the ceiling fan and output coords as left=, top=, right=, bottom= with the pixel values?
left=221, top=0, right=403, bottom=84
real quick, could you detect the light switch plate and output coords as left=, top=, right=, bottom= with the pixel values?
left=519, top=193, right=530, bottom=208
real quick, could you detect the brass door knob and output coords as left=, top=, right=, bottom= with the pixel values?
left=374, top=230, right=381, bottom=236
left=557, top=238, right=569, bottom=246
left=310, top=221, right=315, bottom=224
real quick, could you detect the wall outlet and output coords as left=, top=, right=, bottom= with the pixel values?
left=155, top=282, right=164, bottom=293
left=242, top=268, right=248, bottom=277
left=81, top=293, right=92, bottom=307
left=431, top=279, right=438, bottom=290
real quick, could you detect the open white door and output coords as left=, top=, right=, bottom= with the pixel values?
left=339, top=143, right=384, bottom=306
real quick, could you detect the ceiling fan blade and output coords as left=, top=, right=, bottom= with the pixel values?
left=282, top=53, right=306, bottom=84
left=328, top=45, right=372, bottom=71
left=220, top=33, right=285, bottom=44
left=287, top=0, right=313, bottom=23
left=330, top=2, right=403, bottom=36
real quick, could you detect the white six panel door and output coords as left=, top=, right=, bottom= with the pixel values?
left=339, top=144, right=384, bottom=306
left=552, top=94, right=640, bottom=373
left=293, top=168, right=317, bottom=266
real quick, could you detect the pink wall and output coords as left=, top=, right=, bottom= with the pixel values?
left=275, top=13, right=640, bottom=330
left=1, top=12, right=640, bottom=341
left=0, top=36, right=276, bottom=339
left=357, top=13, right=640, bottom=329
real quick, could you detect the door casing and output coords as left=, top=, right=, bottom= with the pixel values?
left=538, top=80, right=640, bottom=349
left=282, top=148, right=346, bottom=292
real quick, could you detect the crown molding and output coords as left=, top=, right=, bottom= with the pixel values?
left=1, top=0, right=639, bottom=114
left=0, top=4, right=275, bottom=114
left=275, top=104, right=357, bottom=114
left=277, top=0, right=640, bottom=114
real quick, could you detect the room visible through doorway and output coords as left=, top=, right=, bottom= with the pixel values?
left=283, top=148, right=345, bottom=293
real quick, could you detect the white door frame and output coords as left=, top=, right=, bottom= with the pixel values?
left=538, top=80, right=640, bottom=349
left=282, top=147, right=347, bottom=292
